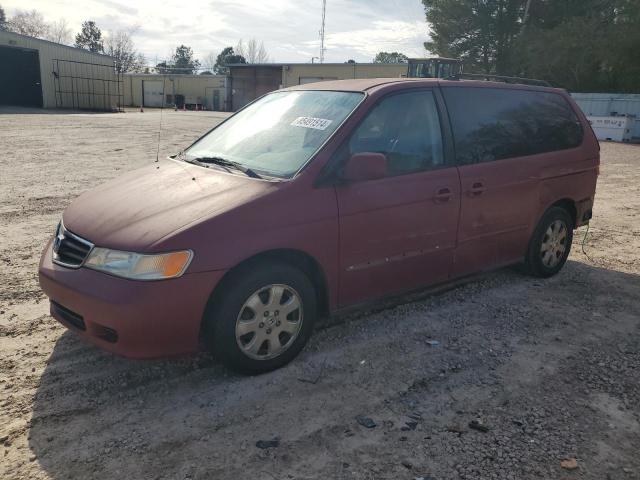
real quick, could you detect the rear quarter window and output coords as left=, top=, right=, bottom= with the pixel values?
left=443, top=87, right=584, bottom=164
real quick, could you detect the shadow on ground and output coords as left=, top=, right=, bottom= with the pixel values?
left=0, top=106, right=117, bottom=115
left=27, top=261, right=640, bottom=479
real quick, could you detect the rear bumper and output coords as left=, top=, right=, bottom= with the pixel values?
left=38, top=238, right=226, bottom=359
left=576, top=197, right=594, bottom=227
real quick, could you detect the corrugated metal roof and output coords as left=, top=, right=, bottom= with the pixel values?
left=0, top=30, right=114, bottom=60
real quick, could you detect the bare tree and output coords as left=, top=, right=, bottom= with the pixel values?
left=45, top=19, right=72, bottom=45
left=105, top=29, right=146, bottom=73
left=249, top=39, right=270, bottom=63
left=235, top=40, right=246, bottom=59
left=6, top=9, right=49, bottom=38
left=202, top=51, right=217, bottom=73
left=235, top=38, right=270, bottom=63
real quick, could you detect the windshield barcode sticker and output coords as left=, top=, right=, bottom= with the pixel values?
left=291, top=116, right=333, bottom=130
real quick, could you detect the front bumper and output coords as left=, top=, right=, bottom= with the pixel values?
left=38, top=238, right=226, bottom=359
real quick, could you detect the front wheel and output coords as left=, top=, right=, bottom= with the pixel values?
left=524, top=206, right=574, bottom=278
left=205, top=262, right=317, bottom=374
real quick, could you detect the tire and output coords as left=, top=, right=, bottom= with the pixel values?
left=204, top=261, right=317, bottom=374
left=524, top=206, right=574, bottom=278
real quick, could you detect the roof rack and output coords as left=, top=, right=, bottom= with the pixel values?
left=447, top=73, right=552, bottom=88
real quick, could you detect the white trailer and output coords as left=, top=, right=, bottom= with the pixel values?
left=587, top=115, right=634, bottom=142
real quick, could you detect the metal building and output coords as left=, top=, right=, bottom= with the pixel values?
left=0, top=30, right=120, bottom=111
left=123, top=74, right=228, bottom=111
left=228, top=63, right=407, bottom=110
left=572, top=92, right=640, bottom=141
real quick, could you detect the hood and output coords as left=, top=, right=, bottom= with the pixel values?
left=63, top=159, right=276, bottom=251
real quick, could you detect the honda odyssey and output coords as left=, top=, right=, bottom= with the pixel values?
left=39, top=78, right=599, bottom=373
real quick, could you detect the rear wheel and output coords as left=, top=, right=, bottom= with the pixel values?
left=524, top=206, right=574, bottom=278
left=205, top=262, right=317, bottom=373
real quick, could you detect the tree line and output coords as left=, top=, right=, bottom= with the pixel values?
left=422, top=0, right=640, bottom=92
left=151, top=39, right=270, bottom=75
left=0, top=7, right=147, bottom=73
left=4, top=2, right=636, bottom=91
left=0, top=6, right=270, bottom=76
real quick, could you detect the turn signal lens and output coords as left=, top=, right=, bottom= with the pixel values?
left=133, top=251, right=192, bottom=278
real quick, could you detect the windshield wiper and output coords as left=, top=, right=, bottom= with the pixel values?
left=186, top=156, right=262, bottom=179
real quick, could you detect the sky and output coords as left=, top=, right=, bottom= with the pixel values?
left=2, top=0, right=430, bottom=65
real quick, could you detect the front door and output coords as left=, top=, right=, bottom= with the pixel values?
left=335, top=89, right=460, bottom=306
left=0, top=46, right=42, bottom=108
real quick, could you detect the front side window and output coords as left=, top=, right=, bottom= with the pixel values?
left=443, top=87, right=584, bottom=164
left=185, top=90, right=364, bottom=178
left=348, top=90, right=444, bottom=176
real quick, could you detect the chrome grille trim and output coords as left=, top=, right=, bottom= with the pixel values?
left=52, top=221, right=94, bottom=269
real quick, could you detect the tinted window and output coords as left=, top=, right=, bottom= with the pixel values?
left=349, top=90, right=444, bottom=176
left=443, top=87, right=584, bottom=164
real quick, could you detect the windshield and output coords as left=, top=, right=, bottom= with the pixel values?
left=184, top=90, right=364, bottom=178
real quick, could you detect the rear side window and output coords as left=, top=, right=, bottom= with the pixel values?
left=443, top=87, right=584, bottom=164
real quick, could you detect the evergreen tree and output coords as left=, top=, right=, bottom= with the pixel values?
left=214, top=47, right=246, bottom=74
left=75, top=21, right=104, bottom=53
left=422, top=0, right=640, bottom=92
left=171, top=45, right=200, bottom=74
left=0, top=5, right=7, bottom=30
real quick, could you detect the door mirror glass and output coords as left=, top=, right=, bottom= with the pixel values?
left=342, top=152, right=388, bottom=182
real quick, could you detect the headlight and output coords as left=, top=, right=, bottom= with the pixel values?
left=84, top=248, right=193, bottom=280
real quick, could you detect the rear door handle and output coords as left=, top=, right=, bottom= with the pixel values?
left=433, top=187, right=452, bottom=203
left=468, top=182, right=486, bottom=197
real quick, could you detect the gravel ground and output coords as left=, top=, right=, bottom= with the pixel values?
left=0, top=108, right=639, bottom=480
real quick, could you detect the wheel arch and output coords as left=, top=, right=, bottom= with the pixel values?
left=527, top=197, right=578, bottom=260
left=548, top=198, right=577, bottom=228
left=199, top=248, right=330, bottom=342
left=525, top=198, right=576, bottom=277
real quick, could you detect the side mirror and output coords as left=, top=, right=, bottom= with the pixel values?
left=341, top=152, right=388, bottom=182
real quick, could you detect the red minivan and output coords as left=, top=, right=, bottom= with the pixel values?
left=39, top=78, right=599, bottom=373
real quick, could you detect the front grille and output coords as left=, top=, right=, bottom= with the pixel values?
left=52, top=222, right=94, bottom=268
left=51, top=301, right=86, bottom=331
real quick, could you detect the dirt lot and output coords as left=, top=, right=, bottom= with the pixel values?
left=1, top=108, right=639, bottom=480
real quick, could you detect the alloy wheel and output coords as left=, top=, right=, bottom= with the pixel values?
left=540, top=219, right=568, bottom=268
left=235, top=284, right=304, bottom=360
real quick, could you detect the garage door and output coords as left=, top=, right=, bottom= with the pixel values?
left=230, top=66, right=282, bottom=111
left=143, top=80, right=165, bottom=107
left=0, top=46, right=43, bottom=108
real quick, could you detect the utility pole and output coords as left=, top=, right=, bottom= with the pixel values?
left=319, top=0, right=327, bottom=63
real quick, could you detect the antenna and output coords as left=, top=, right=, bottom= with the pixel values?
left=155, top=74, right=167, bottom=163
left=319, top=0, right=327, bottom=63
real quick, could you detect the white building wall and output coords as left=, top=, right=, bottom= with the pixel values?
left=123, top=74, right=228, bottom=110
left=282, top=63, right=407, bottom=87
left=572, top=93, right=640, bottom=140
left=0, top=30, right=117, bottom=109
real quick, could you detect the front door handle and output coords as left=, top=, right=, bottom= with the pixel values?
left=433, top=187, right=452, bottom=203
left=468, top=182, right=486, bottom=197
